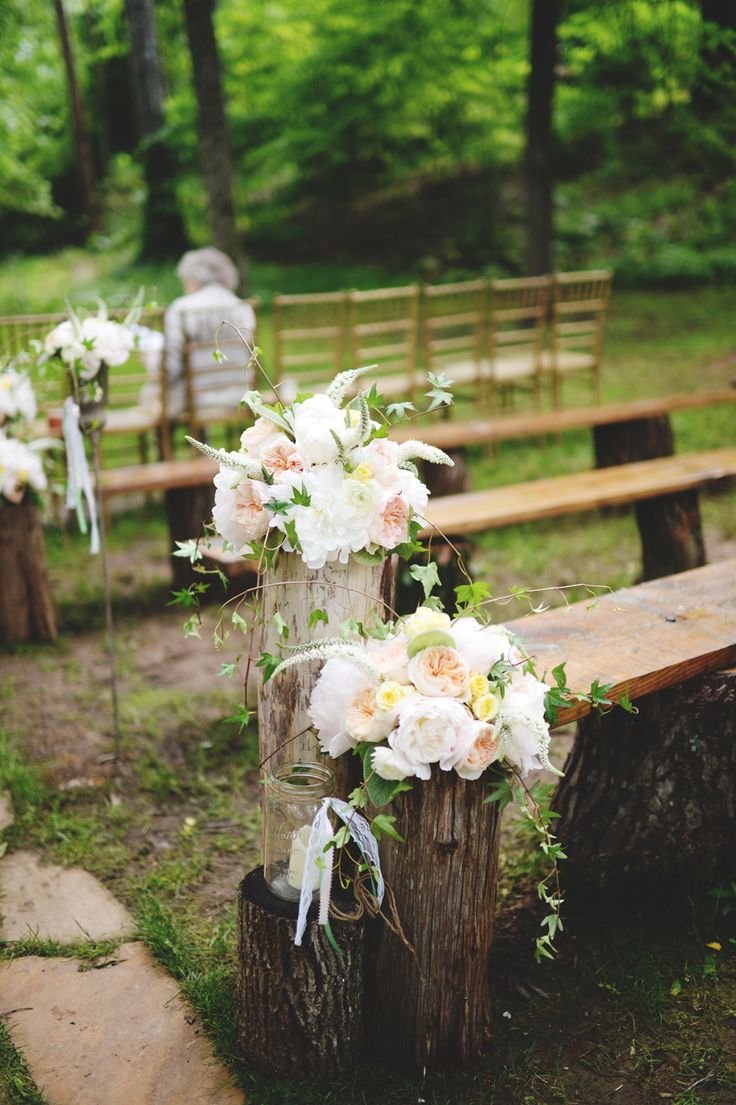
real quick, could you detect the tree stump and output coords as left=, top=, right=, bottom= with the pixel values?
left=257, top=556, right=396, bottom=796
left=164, top=483, right=215, bottom=590
left=554, top=668, right=736, bottom=899
left=0, top=500, right=57, bottom=644
left=367, top=771, right=502, bottom=1072
left=593, top=415, right=705, bottom=579
left=235, top=867, right=364, bottom=1079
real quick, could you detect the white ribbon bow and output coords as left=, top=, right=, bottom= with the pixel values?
left=62, top=396, right=99, bottom=555
left=294, top=797, right=384, bottom=947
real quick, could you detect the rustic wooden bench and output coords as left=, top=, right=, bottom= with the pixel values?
left=504, top=558, right=736, bottom=896
left=390, top=385, right=736, bottom=450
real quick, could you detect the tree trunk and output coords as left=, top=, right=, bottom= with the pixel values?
left=367, top=771, right=502, bottom=1072
left=164, top=484, right=215, bottom=590
left=181, top=0, right=247, bottom=291
left=554, top=669, right=736, bottom=900
left=124, top=0, right=188, bottom=258
left=52, top=0, right=101, bottom=236
left=257, top=556, right=396, bottom=797
left=235, top=867, right=364, bottom=1079
left=525, top=0, right=563, bottom=276
left=0, top=500, right=57, bottom=644
left=594, top=415, right=705, bottom=579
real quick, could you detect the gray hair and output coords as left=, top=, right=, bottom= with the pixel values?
left=176, top=247, right=239, bottom=291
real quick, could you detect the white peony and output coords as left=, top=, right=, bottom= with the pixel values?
left=292, top=394, right=346, bottom=466
left=450, top=617, right=512, bottom=676
left=0, top=436, right=47, bottom=503
left=389, top=695, right=475, bottom=779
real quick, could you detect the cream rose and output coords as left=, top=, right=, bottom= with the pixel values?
left=471, top=692, right=499, bottom=722
left=455, top=722, right=501, bottom=781
left=407, top=646, right=469, bottom=698
left=371, top=745, right=415, bottom=781
left=240, top=417, right=282, bottom=455
left=403, top=606, right=452, bottom=640
left=390, top=695, right=474, bottom=778
left=468, top=672, right=490, bottom=699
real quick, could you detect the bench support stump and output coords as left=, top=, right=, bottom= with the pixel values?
left=554, top=669, right=736, bottom=898
left=235, top=867, right=364, bottom=1079
left=367, top=771, right=502, bottom=1072
left=0, top=500, right=57, bottom=644
left=594, top=415, right=705, bottom=579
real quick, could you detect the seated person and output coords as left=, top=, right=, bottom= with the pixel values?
left=163, top=247, right=257, bottom=419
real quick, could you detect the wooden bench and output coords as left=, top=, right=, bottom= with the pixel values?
left=98, top=457, right=217, bottom=498
left=420, top=446, right=736, bottom=536
left=390, top=386, right=736, bottom=450
left=505, top=558, right=736, bottom=895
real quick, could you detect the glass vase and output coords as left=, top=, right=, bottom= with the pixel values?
left=263, top=761, right=335, bottom=902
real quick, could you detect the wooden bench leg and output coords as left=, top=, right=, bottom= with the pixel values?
left=553, top=669, right=736, bottom=900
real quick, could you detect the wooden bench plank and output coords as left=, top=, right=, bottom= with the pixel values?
left=504, top=559, right=736, bottom=727
left=99, top=458, right=217, bottom=497
left=420, top=446, right=736, bottom=536
left=390, top=387, right=736, bottom=449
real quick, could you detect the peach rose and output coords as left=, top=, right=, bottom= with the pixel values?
left=261, top=436, right=305, bottom=476
left=232, top=478, right=270, bottom=538
left=455, top=722, right=501, bottom=780
left=407, top=646, right=469, bottom=698
left=369, top=491, right=410, bottom=548
left=240, top=417, right=282, bottom=454
left=345, top=687, right=393, bottom=743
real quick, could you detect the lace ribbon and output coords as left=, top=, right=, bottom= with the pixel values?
left=62, top=396, right=99, bottom=555
left=294, top=797, right=384, bottom=947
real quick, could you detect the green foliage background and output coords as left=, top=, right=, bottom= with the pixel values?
left=2, top=0, right=736, bottom=282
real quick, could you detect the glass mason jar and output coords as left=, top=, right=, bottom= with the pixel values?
left=263, top=761, right=335, bottom=902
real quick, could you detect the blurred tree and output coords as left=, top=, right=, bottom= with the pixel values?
left=124, top=0, right=188, bottom=257
left=181, top=0, right=247, bottom=289
left=525, top=0, right=562, bottom=275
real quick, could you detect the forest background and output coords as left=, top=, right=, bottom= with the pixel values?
left=2, top=0, right=736, bottom=301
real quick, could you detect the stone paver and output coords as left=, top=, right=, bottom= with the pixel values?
left=0, top=851, right=134, bottom=943
left=0, top=790, right=14, bottom=832
left=0, top=942, right=244, bottom=1105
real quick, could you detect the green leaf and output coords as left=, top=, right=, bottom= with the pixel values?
left=224, top=705, right=251, bottom=733
left=183, top=615, right=201, bottom=639
left=231, top=611, right=249, bottom=633
left=339, top=617, right=364, bottom=639
left=362, top=748, right=412, bottom=807
left=371, top=813, right=405, bottom=843
left=173, top=539, right=203, bottom=563
left=308, top=608, right=329, bottom=629
left=352, top=548, right=385, bottom=566
left=291, top=483, right=311, bottom=507
left=273, top=611, right=289, bottom=640
left=454, top=581, right=491, bottom=611
left=617, top=689, right=637, bottom=714
left=216, top=662, right=238, bottom=679
left=256, top=652, right=282, bottom=682
left=323, top=920, right=344, bottom=957
left=484, top=775, right=513, bottom=811
left=386, top=401, right=415, bottom=420
left=409, top=561, right=441, bottom=600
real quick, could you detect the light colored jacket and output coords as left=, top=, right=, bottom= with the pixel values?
left=163, top=284, right=256, bottom=417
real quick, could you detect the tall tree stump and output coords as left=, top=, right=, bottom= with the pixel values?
left=554, top=669, right=736, bottom=899
left=164, top=483, right=215, bottom=590
left=367, top=772, right=502, bottom=1072
left=0, top=500, right=57, bottom=644
left=594, top=414, right=705, bottom=579
left=257, top=556, right=396, bottom=795
left=236, top=867, right=364, bottom=1079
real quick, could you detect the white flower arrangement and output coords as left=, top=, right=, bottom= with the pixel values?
left=0, top=431, right=48, bottom=505
left=44, top=305, right=136, bottom=382
left=188, top=366, right=455, bottom=570
left=0, top=367, right=37, bottom=428
left=274, top=605, right=555, bottom=785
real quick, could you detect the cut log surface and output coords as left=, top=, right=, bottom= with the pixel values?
left=420, top=446, right=736, bottom=537
left=236, top=867, right=364, bottom=1079
left=0, top=500, right=57, bottom=644
left=390, top=387, right=736, bottom=449
left=553, top=668, right=736, bottom=896
left=368, top=771, right=502, bottom=1072
left=504, top=559, right=736, bottom=727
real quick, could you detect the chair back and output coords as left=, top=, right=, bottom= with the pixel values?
left=487, top=276, right=551, bottom=405
left=421, top=279, right=487, bottom=392
left=547, top=270, right=612, bottom=404
left=348, top=285, right=419, bottom=401
left=273, top=292, right=348, bottom=397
